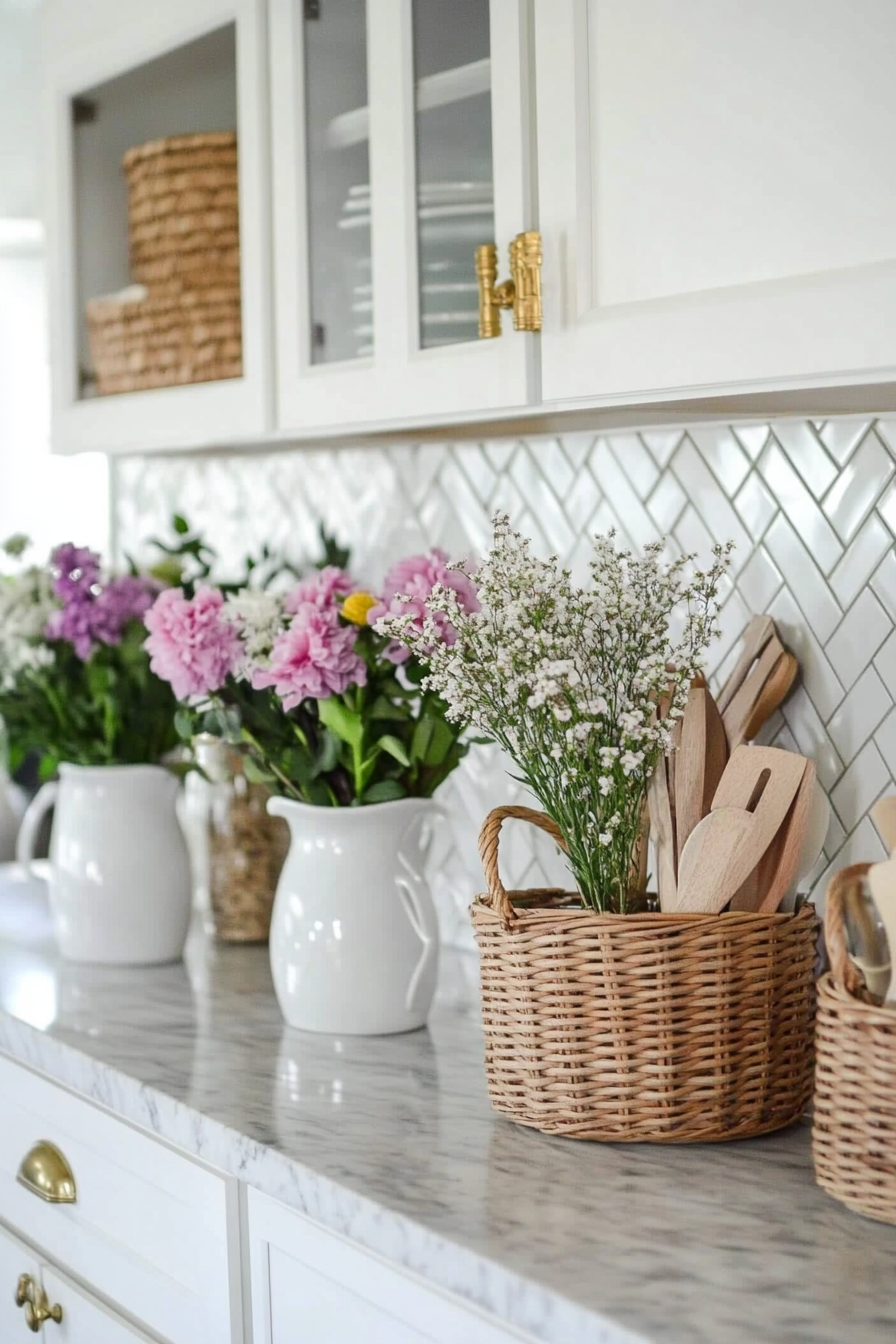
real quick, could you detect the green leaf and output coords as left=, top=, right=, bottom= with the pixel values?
left=369, top=696, right=409, bottom=722
left=313, top=728, right=340, bottom=775
left=376, top=733, right=411, bottom=767
left=173, top=514, right=190, bottom=535
left=243, top=755, right=276, bottom=784
left=317, top=697, right=363, bottom=750
left=363, top=779, right=408, bottom=804
left=174, top=709, right=194, bottom=742
left=411, top=715, right=455, bottom=766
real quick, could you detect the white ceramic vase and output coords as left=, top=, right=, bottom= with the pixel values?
left=16, top=763, right=192, bottom=965
left=267, top=796, right=440, bottom=1035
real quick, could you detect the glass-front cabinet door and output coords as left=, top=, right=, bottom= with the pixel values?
left=44, top=0, right=271, bottom=454
left=270, top=0, right=536, bottom=433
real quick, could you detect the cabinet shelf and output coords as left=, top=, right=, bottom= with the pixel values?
left=326, top=56, right=490, bottom=149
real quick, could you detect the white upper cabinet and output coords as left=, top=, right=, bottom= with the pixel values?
left=269, top=0, right=536, bottom=433
left=44, top=0, right=272, bottom=453
left=534, top=0, right=896, bottom=410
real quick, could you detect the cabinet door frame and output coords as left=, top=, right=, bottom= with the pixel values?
left=270, top=0, right=539, bottom=436
left=45, top=0, right=273, bottom=455
left=534, top=0, right=896, bottom=410
left=247, top=1187, right=537, bottom=1343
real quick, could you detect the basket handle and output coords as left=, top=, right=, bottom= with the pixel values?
left=824, top=862, right=879, bottom=1003
left=478, top=805, right=568, bottom=926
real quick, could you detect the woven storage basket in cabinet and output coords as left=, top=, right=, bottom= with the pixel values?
left=472, top=806, right=819, bottom=1143
left=86, top=132, right=241, bottom=395
left=813, top=863, right=896, bottom=1225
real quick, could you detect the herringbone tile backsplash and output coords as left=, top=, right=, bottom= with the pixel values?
left=115, top=416, right=896, bottom=948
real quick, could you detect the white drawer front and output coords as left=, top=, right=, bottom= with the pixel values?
left=0, top=1053, right=240, bottom=1344
left=0, top=1218, right=152, bottom=1342
left=248, top=1189, right=536, bottom=1344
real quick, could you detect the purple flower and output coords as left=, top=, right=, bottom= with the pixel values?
left=284, top=566, right=356, bottom=615
left=252, top=603, right=366, bottom=709
left=45, top=543, right=160, bottom=660
left=144, top=586, right=242, bottom=701
left=368, top=549, right=480, bottom=664
left=49, top=543, right=101, bottom=602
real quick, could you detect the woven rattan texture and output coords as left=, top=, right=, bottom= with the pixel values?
left=812, top=864, right=896, bottom=1224
left=472, top=807, right=819, bottom=1143
left=87, top=132, right=241, bottom=395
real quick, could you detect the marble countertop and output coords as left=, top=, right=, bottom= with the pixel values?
left=0, top=873, right=893, bottom=1344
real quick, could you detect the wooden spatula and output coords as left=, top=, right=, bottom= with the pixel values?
left=722, top=636, right=785, bottom=749
left=676, top=746, right=808, bottom=913
left=675, top=673, right=728, bottom=859
left=730, top=758, right=816, bottom=913
left=647, top=756, right=677, bottom=909
left=716, top=615, right=777, bottom=714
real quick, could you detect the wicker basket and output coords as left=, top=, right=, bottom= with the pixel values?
left=813, top=863, right=896, bottom=1225
left=472, top=805, right=819, bottom=1143
left=86, top=132, right=242, bottom=395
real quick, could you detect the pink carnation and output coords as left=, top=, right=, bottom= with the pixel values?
left=284, top=566, right=355, bottom=615
left=144, top=585, right=241, bottom=701
left=368, top=549, right=479, bottom=664
left=252, top=603, right=366, bottom=710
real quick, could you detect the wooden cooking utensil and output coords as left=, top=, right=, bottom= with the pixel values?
left=730, top=758, right=816, bottom=913
left=722, top=636, right=785, bottom=749
left=716, top=615, right=777, bottom=714
left=675, top=674, right=728, bottom=859
left=676, top=746, right=808, bottom=914
left=740, top=652, right=799, bottom=745
left=647, top=756, right=677, bottom=910
left=866, top=862, right=896, bottom=1006
left=871, top=795, right=896, bottom=856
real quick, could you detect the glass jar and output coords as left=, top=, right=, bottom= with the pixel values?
left=194, top=737, right=289, bottom=944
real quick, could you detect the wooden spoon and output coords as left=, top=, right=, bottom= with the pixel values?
left=722, top=636, right=785, bottom=749
left=716, top=615, right=777, bottom=714
left=740, top=652, right=799, bottom=745
left=675, top=673, right=728, bottom=859
left=677, top=746, right=808, bottom=913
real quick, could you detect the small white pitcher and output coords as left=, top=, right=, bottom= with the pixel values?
left=267, top=796, right=441, bottom=1035
left=16, top=763, right=191, bottom=965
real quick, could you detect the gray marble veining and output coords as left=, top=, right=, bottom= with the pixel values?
left=0, top=873, right=894, bottom=1344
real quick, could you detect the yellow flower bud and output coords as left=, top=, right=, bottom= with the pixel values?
left=342, top=591, right=378, bottom=626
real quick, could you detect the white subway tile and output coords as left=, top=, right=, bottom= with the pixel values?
left=733, top=471, right=778, bottom=541
left=820, top=418, right=875, bottom=466
left=827, top=665, right=892, bottom=764
left=763, top=514, right=843, bottom=643
left=687, top=426, right=751, bottom=495
left=759, top=442, right=843, bottom=573
left=831, top=740, right=890, bottom=833
left=821, top=430, right=893, bottom=542
left=829, top=514, right=892, bottom=609
left=826, top=589, right=891, bottom=689
left=773, top=421, right=838, bottom=499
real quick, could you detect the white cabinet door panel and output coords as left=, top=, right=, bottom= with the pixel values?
left=268, top=1244, right=434, bottom=1343
left=536, top=0, right=896, bottom=407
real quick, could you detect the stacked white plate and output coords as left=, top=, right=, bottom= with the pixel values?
left=341, top=182, right=494, bottom=354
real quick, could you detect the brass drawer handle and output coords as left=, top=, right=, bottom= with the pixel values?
left=15, top=1274, right=63, bottom=1332
left=16, top=1142, right=77, bottom=1204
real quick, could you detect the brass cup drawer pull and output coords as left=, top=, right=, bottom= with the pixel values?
left=475, top=230, right=542, bottom=337
left=15, top=1275, right=63, bottom=1332
left=16, top=1141, right=77, bottom=1204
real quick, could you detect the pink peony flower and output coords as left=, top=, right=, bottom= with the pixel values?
left=252, top=603, right=366, bottom=709
left=144, top=585, right=241, bottom=701
left=368, top=549, right=479, bottom=664
left=284, top=566, right=356, bottom=615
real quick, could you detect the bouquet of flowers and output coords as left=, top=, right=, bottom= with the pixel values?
left=144, top=550, right=480, bottom=806
left=0, top=537, right=179, bottom=777
left=376, top=515, right=731, bottom=913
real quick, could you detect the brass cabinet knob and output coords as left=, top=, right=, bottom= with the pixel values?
left=475, top=230, right=542, bottom=337
left=16, top=1142, right=76, bottom=1204
left=14, top=1275, right=63, bottom=1332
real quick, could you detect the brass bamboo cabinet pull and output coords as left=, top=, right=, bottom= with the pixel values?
left=16, top=1141, right=77, bottom=1204
left=15, top=1275, right=64, bottom=1332
left=475, top=230, right=542, bottom=337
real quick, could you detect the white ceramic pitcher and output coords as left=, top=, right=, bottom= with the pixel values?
left=267, top=796, right=440, bottom=1035
left=16, top=763, right=191, bottom=964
